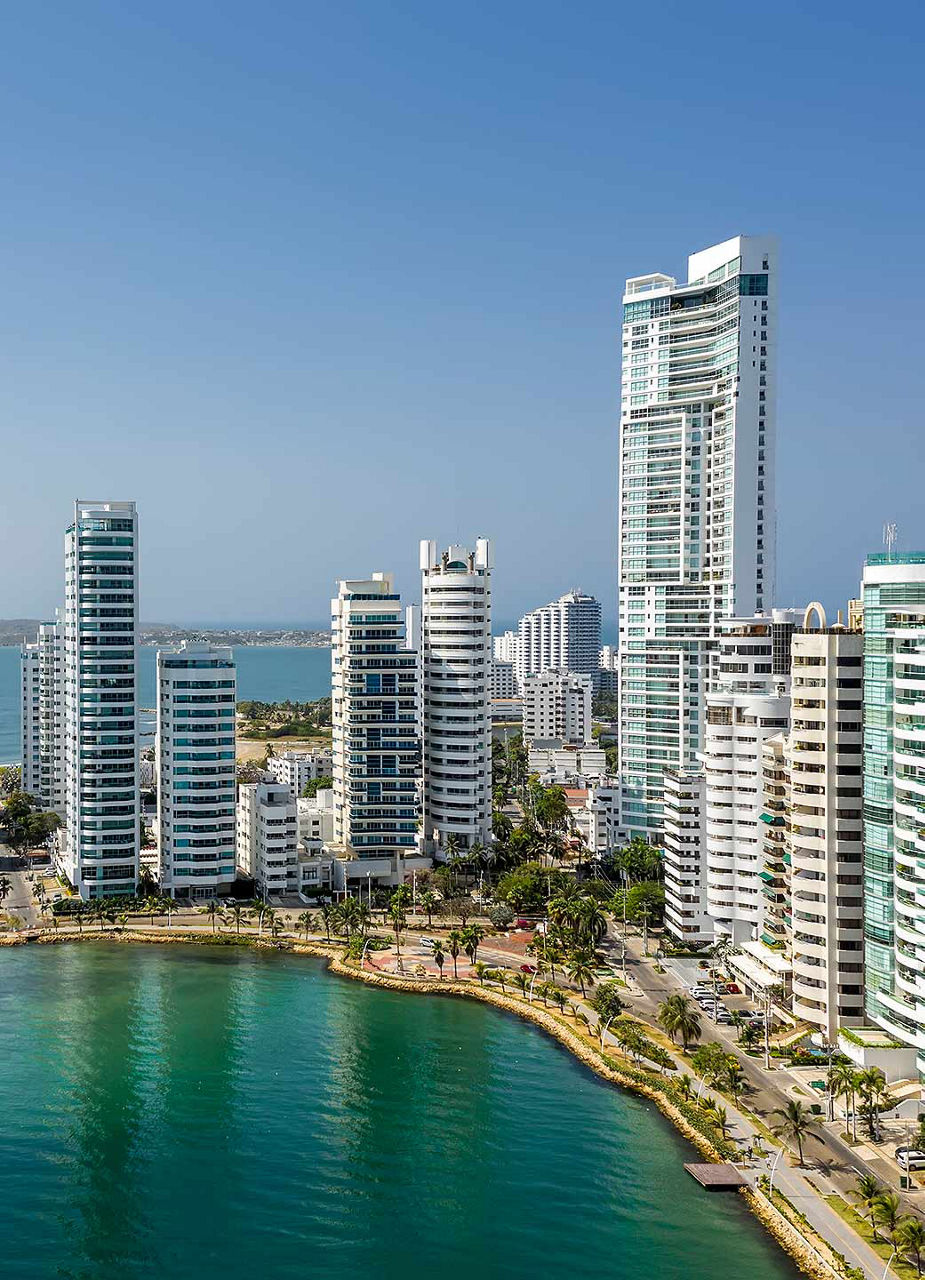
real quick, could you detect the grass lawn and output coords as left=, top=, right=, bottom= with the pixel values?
left=824, top=1193, right=919, bottom=1278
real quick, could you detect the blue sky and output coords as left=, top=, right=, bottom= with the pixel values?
left=0, top=0, right=921, bottom=628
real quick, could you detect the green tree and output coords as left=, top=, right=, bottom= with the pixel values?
left=895, top=1216, right=925, bottom=1274
left=589, top=981, right=624, bottom=1023
left=300, top=776, right=333, bottom=798
left=206, top=900, right=221, bottom=933
left=852, top=1174, right=885, bottom=1238
left=445, top=930, right=463, bottom=979
left=419, top=889, right=439, bottom=928
left=874, top=1191, right=903, bottom=1243
left=317, top=903, right=334, bottom=941
left=567, top=949, right=596, bottom=997
left=461, top=923, right=486, bottom=964
left=660, top=995, right=701, bottom=1051
left=296, top=910, right=313, bottom=940
left=0, top=875, right=12, bottom=905
left=512, top=971, right=529, bottom=998
left=432, top=941, right=445, bottom=979
left=771, top=1099, right=820, bottom=1166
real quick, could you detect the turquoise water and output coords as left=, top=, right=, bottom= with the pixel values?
left=0, top=644, right=332, bottom=765
left=0, top=944, right=800, bottom=1280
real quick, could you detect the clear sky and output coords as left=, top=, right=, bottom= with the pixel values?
left=0, top=0, right=921, bottom=629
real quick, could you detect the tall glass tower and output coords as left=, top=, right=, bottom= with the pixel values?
left=61, top=500, right=140, bottom=899
left=617, top=235, right=777, bottom=839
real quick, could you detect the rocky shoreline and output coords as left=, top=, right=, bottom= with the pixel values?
left=1, top=927, right=840, bottom=1279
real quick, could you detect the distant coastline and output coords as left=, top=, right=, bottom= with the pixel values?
left=0, top=621, right=331, bottom=648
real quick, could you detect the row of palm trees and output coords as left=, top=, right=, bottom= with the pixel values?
left=853, top=1173, right=925, bottom=1272
left=827, top=1062, right=896, bottom=1141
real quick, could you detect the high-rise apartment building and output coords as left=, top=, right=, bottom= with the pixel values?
left=157, top=642, right=237, bottom=899
left=37, top=617, right=64, bottom=816
left=701, top=614, right=794, bottom=943
left=515, top=591, right=601, bottom=689
left=787, top=610, right=865, bottom=1041
left=331, top=572, right=422, bottom=888
left=618, top=235, right=777, bottom=837
left=522, top=671, right=593, bottom=746
left=20, top=640, right=40, bottom=796
left=862, top=555, right=925, bottom=1064
left=420, top=540, right=493, bottom=858
left=60, top=500, right=140, bottom=900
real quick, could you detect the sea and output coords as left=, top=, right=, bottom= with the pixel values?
left=0, top=644, right=332, bottom=766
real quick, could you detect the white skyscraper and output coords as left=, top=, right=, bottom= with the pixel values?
left=20, top=640, right=40, bottom=796
left=157, top=642, right=237, bottom=899
left=61, top=500, right=140, bottom=899
left=515, top=591, right=602, bottom=689
left=522, top=671, right=593, bottom=746
left=420, top=540, right=493, bottom=858
left=330, top=572, right=422, bottom=889
left=37, top=617, right=64, bottom=816
left=618, top=234, right=777, bottom=837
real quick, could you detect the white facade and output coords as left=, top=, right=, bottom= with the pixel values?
left=789, top=614, right=865, bottom=1042
left=267, top=749, right=334, bottom=798
left=37, top=618, right=64, bottom=816
left=702, top=617, right=793, bottom=943
left=20, top=641, right=40, bottom=796
left=522, top=671, right=593, bottom=746
left=493, top=630, right=519, bottom=666
left=420, top=540, right=493, bottom=856
left=157, top=642, right=237, bottom=899
left=297, top=787, right=335, bottom=848
left=516, top=591, right=602, bottom=689
left=618, top=235, right=777, bottom=837
left=236, top=781, right=298, bottom=897
left=662, top=770, right=711, bottom=944
left=331, top=572, right=421, bottom=884
left=61, top=500, right=140, bottom=899
left=598, top=644, right=619, bottom=695
left=528, top=742, right=607, bottom=783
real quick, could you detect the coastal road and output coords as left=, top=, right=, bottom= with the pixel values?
left=2, top=865, right=40, bottom=928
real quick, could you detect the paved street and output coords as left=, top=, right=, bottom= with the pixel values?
left=2, top=865, right=41, bottom=929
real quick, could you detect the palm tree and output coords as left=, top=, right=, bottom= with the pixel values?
left=251, top=901, right=268, bottom=936
left=269, top=915, right=285, bottom=940
left=712, top=1105, right=729, bottom=1139
left=895, top=1216, right=925, bottom=1274
left=677, top=1072, right=694, bottom=1100
left=741, top=1023, right=761, bottom=1050
left=852, top=1173, right=885, bottom=1238
left=567, top=950, right=596, bottom=997
left=261, top=905, right=277, bottom=938
left=461, top=923, right=485, bottom=965
left=495, top=968, right=507, bottom=994
left=0, top=876, right=12, bottom=904
left=419, top=891, right=440, bottom=930
left=317, top=902, right=334, bottom=942
left=857, top=1066, right=891, bottom=1140
left=473, top=961, right=488, bottom=986
left=389, top=902, right=407, bottom=959
left=296, top=911, right=313, bottom=940
left=875, top=1191, right=902, bottom=1243
left=445, top=930, right=462, bottom=979
left=512, top=971, right=529, bottom=998
left=432, top=942, right=445, bottom=979
left=206, top=900, right=221, bottom=933
left=827, top=1060, right=856, bottom=1128
left=729, top=1010, right=744, bottom=1041
left=576, top=899, right=608, bottom=947
left=723, top=1060, right=746, bottom=1105
left=658, top=994, right=684, bottom=1043
left=550, top=987, right=567, bottom=1013
left=771, top=1099, right=820, bottom=1167
left=658, top=995, right=701, bottom=1051
left=144, top=895, right=160, bottom=926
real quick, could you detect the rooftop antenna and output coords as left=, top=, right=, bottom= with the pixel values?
left=884, top=521, right=898, bottom=560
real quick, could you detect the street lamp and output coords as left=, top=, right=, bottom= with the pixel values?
left=881, top=1246, right=897, bottom=1280
left=767, top=1144, right=784, bottom=1200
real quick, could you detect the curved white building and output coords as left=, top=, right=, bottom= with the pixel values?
left=420, top=540, right=493, bottom=858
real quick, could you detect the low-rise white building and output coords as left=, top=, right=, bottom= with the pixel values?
left=528, top=741, right=607, bottom=783
left=297, top=788, right=335, bottom=849
left=522, top=671, right=593, bottom=746
left=236, top=781, right=299, bottom=897
left=267, top=748, right=334, bottom=798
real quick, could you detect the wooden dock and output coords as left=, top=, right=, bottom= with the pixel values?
left=684, top=1163, right=747, bottom=1190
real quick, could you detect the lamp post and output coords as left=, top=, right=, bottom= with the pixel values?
left=881, top=1247, right=897, bottom=1280
left=767, top=1144, right=784, bottom=1200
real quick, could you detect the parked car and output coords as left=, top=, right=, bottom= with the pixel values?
left=516, top=920, right=533, bottom=930
left=520, top=964, right=536, bottom=974
left=420, top=937, right=436, bottom=948
left=897, top=1148, right=925, bottom=1171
